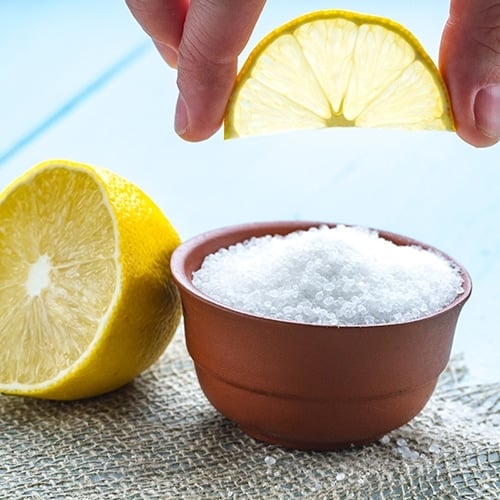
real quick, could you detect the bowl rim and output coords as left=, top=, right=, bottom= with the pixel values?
left=170, top=220, right=472, bottom=329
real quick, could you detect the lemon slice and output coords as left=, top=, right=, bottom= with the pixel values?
left=224, top=10, right=454, bottom=138
left=0, top=160, right=181, bottom=400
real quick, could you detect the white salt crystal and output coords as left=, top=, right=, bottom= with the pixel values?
left=336, top=472, right=346, bottom=481
left=393, top=443, right=420, bottom=460
left=379, top=435, right=391, bottom=445
left=193, top=225, right=464, bottom=326
left=428, top=442, right=441, bottom=454
left=264, top=455, right=276, bottom=466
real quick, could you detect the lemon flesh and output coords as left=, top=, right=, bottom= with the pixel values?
left=224, top=10, right=454, bottom=138
left=0, top=160, right=181, bottom=399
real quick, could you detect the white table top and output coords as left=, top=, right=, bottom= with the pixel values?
left=1, top=0, right=499, bottom=382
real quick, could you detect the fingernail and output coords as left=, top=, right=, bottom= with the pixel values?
left=175, top=94, right=189, bottom=136
left=474, top=85, right=500, bottom=140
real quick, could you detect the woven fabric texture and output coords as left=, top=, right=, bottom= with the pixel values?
left=1, top=326, right=499, bottom=499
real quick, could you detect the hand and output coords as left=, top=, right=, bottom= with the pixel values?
left=439, top=0, right=500, bottom=147
left=125, top=0, right=265, bottom=142
left=126, top=0, right=499, bottom=147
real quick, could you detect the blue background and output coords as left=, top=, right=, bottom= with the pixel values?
left=1, top=1, right=498, bottom=381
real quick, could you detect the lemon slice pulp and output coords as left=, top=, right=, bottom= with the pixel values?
left=224, top=10, right=454, bottom=138
left=0, top=160, right=181, bottom=399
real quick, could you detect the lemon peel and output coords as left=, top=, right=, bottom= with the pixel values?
left=224, top=10, right=454, bottom=138
left=0, top=159, right=181, bottom=399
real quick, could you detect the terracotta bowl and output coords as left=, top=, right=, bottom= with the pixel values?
left=170, top=221, right=472, bottom=450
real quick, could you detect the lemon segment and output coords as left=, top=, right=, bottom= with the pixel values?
left=0, top=160, right=181, bottom=399
left=224, top=10, right=454, bottom=138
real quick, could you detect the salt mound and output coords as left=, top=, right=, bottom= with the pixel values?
left=192, top=225, right=464, bottom=326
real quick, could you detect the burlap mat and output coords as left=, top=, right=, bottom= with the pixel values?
left=1, top=325, right=498, bottom=499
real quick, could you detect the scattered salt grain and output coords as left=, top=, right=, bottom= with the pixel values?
left=394, top=446, right=419, bottom=460
left=264, top=455, right=276, bottom=466
left=193, top=225, right=463, bottom=326
left=428, top=442, right=441, bottom=454
left=336, top=472, right=346, bottom=481
left=393, top=440, right=421, bottom=461
left=379, top=435, right=391, bottom=446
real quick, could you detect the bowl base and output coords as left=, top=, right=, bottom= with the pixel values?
left=240, top=424, right=384, bottom=451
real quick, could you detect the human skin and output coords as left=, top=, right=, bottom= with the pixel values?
left=439, top=0, right=500, bottom=147
left=126, top=0, right=499, bottom=147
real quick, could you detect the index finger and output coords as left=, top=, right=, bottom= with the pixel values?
left=125, top=0, right=190, bottom=67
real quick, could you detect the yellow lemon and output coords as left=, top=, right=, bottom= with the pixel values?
left=224, top=10, right=454, bottom=138
left=0, top=159, right=181, bottom=400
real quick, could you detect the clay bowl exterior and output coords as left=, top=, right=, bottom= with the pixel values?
left=170, top=221, right=472, bottom=450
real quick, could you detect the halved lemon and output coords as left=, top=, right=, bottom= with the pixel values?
left=0, top=160, right=181, bottom=400
left=224, top=10, right=454, bottom=138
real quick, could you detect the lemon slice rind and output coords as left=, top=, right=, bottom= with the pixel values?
left=224, top=10, right=454, bottom=139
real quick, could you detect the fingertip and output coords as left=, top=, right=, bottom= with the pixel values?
left=154, top=41, right=178, bottom=68
left=451, top=87, right=500, bottom=148
left=174, top=93, right=222, bottom=141
left=126, top=0, right=188, bottom=50
left=175, top=56, right=235, bottom=141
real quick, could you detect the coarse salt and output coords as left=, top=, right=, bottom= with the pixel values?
left=379, top=435, right=391, bottom=446
left=192, top=225, right=464, bottom=326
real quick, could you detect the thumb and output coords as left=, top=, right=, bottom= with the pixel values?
left=175, top=0, right=265, bottom=141
left=439, top=0, right=500, bottom=147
